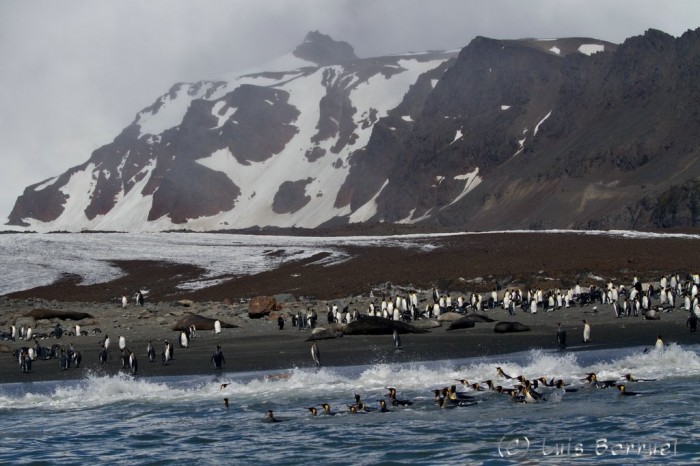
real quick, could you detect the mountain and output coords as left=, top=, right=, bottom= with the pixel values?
left=7, top=28, right=700, bottom=232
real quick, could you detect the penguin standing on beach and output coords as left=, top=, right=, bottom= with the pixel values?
left=556, top=323, right=566, bottom=348
left=179, top=331, right=188, bottom=348
left=393, top=329, right=402, bottom=350
left=211, top=344, right=225, bottom=369
left=119, top=336, right=126, bottom=351
left=655, top=335, right=664, bottom=350
left=147, top=341, right=156, bottom=362
left=122, top=296, right=127, bottom=309
left=162, top=340, right=171, bottom=365
left=103, top=335, right=110, bottom=350
left=311, top=341, right=321, bottom=367
left=582, top=320, right=591, bottom=343
left=214, top=320, right=222, bottom=335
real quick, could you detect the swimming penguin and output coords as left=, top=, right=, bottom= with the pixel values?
left=377, top=399, right=391, bottom=413
left=311, top=341, right=321, bottom=367
left=496, top=367, right=514, bottom=379
left=223, top=398, right=229, bottom=408
left=307, top=407, right=318, bottom=416
left=582, top=373, right=616, bottom=388
left=320, top=403, right=336, bottom=415
left=386, top=387, right=413, bottom=406
left=179, top=331, right=188, bottom=348
left=582, top=320, right=591, bottom=343
left=622, top=373, right=657, bottom=382
left=214, top=320, right=222, bottom=334
left=147, top=341, right=156, bottom=362
left=220, top=383, right=230, bottom=390
left=263, top=410, right=282, bottom=423
left=119, top=336, right=126, bottom=351
left=617, top=384, right=641, bottom=396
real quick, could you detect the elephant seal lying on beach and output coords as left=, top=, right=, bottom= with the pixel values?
left=23, top=309, right=94, bottom=321
left=305, top=327, right=344, bottom=341
left=343, top=316, right=428, bottom=335
left=171, top=314, right=238, bottom=331
left=493, top=321, right=530, bottom=333
left=446, top=317, right=476, bottom=331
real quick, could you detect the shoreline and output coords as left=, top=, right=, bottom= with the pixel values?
left=2, top=232, right=700, bottom=385
left=2, top=298, right=697, bottom=385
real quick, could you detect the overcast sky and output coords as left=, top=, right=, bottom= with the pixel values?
left=1, top=0, right=698, bottom=223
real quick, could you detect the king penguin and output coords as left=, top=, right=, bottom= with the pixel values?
left=311, top=341, right=321, bottom=367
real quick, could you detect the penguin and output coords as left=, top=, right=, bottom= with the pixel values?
left=10, top=325, right=16, bottom=341
left=119, top=336, right=126, bottom=351
left=214, top=320, right=222, bottom=334
left=393, top=329, right=402, bottom=350
left=179, top=331, right=188, bottom=348
left=189, top=324, right=196, bottom=339
left=623, top=373, right=657, bottom=382
left=263, top=410, right=282, bottom=423
left=386, top=387, right=413, bottom=406
left=59, top=349, right=69, bottom=370
left=99, top=348, right=109, bottom=364
left=220, top=383, right=230, bottom=390
left=129, top=351, right=138, bottom=375
left=103, top=335, right=110, bottom=350
left=75, top=324, right=81, bottom=337
left=556, top=323, right=566, bottom=348
left=122, top=296, right=127, bottom=309
left=311, top=341, right=321, bottom=367
left=223, top=398, right=229, bottom=408
left=582, top=373, right=616, bottom=388
left=306, top=407, right=318, bottom=416
left=617, top=384, right=641, bottom=396
left=162, top=340, right=171, bottom=365
left=147, top=341, right=156, bottom=362
left=582, top=320, right=591, bottom=343
left=320, top=403, right=336, bottom=415
left=72, top=350, right=82, bottom=368
left=655, top=334, right=664, bottom=350
left=496, top=367, right=514, bottom=379
left=211, top=345, right=225, bottom=369
left=377, top=399, right=391, bottom=413
left=26, top=326, right=33, bottom=341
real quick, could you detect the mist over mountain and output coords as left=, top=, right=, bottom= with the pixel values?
left=8, top=28, right=700, bottom=232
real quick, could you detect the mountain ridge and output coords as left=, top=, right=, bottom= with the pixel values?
left=7, top=28, right=700, bottom=232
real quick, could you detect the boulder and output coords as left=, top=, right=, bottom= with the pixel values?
left=494, top=321, right=531, bottom=333
left=446, top=317, right=476, bottom=331
left=249, top=296, right=278, bottom=319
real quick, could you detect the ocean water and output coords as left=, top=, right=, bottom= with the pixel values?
left=1, top=345, right=699, bottom=465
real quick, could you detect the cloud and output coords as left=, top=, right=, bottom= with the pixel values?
left=1, top=0, right=698, bottom=223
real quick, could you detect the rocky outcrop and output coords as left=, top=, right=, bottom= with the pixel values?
left=248, top=296, right=279, bottom=319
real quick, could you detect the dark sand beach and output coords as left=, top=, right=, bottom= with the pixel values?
left=2, top=232, right=699, bottom=384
